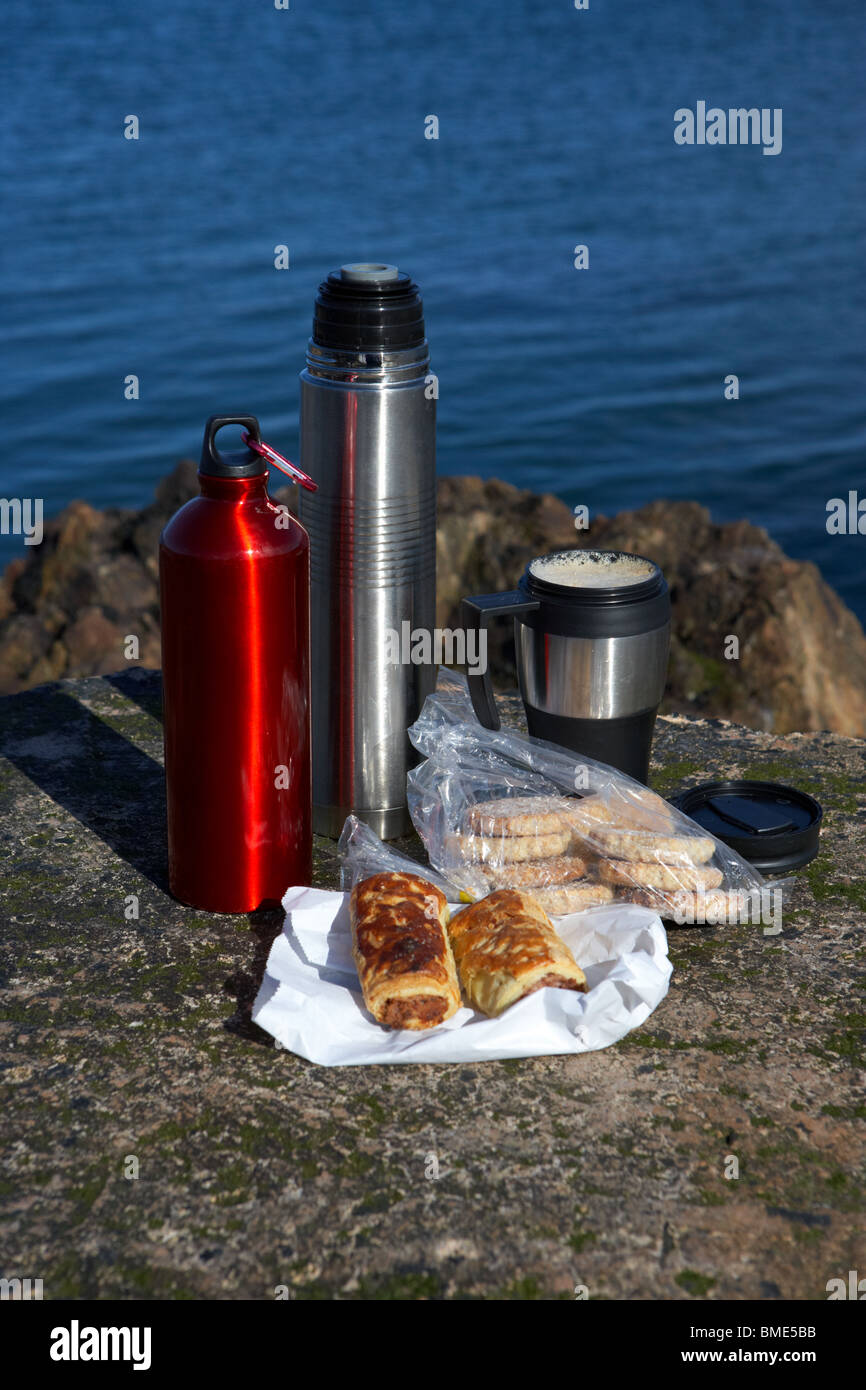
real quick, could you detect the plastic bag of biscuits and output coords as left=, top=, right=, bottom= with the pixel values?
left=407, top=673, right=785, bottom=928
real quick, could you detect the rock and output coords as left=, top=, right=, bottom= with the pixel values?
left=0, top=461, right=206, bottom=694
left=129, top=459, right=200, bottom=580
left=63, top=607, right=127, bottom=673
left=435, top=475, right=577, bottom=622
left=437, top=485, right=866, bottom=737
left=0, top=614, right=54, bottom=690
left=27, top=639, right=68, bottom=688
left=31, top=500, right=119, bottom=614
left=2, top=468, right=865, bottom=735
left=0, top=556, right=25, bottom=625
left=577, top=501, right=866, bottom=735
left=435, top=476, right=578, bottom=710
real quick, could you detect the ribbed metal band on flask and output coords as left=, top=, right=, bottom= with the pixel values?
left=299, top=263, right=437, bottom=838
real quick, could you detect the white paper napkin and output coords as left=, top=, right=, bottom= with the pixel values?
left=252, top=887, right=672, bottom=1066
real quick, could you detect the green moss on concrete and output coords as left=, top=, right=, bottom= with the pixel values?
left=821, top=1103, right=866, bottom=1120
left=114, top=1265, right=201, bottom=1299
left=804, top=858, right=866, bottom=911
left=356, top=1270, right=444, bottom=1300
left=743, top=763, right=861, bottom=815
left=649, top=759, right=702, bottom=795
left=501, top=1275, right=543, bottom=1300
left=67, top=1161, right=110, bottom=1224
left=808, top=1010, right=866, bottom=1066
left=696, top=1188, right=727, bottom=1207
left=675, top=1270, right=716, bottom=1297
left=626, top=1030, right=692, bottom=1051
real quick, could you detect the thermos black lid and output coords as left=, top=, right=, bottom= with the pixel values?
left=668, top=780, right=823, bottom=873
left=311, top=264, right=426, bottom=352
left=199, top=414, right=266, bottom=479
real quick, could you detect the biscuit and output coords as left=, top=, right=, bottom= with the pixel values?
left=590, top=828, right=716, bottom=865
left=476, top=854, right=588, bottom=889
left=597, top=860, right=724, bottom=891
left=465, top=795, right=575, bottom=838
left=558, top=789, right=675, bottom=832
left=527, top=882, right=615, bottom=915
left=628, top=888, right=750, bottom=923
left=447, top=827, right=571, bottom=864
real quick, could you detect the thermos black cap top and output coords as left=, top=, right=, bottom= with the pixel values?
left=312, top=264, right=426, bottom=352
left=199, top=414, right=266, bottom=479
left=340, top=263, right=400, bottom=283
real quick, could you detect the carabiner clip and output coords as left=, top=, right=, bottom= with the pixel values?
left=242, top=432, right=318, bottom=492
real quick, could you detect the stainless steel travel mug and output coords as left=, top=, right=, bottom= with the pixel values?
left=299, top=264, right=436, bottom=838
left=461, top=549, right=671, bottom=783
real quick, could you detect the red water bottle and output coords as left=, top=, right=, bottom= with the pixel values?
left=159, top=414, right=312, bottom=912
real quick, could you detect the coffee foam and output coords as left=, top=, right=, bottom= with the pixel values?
left=529, top=550, right=656, bottom=590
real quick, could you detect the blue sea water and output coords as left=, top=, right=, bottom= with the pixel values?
left=2, top=0, right=865, bottom=620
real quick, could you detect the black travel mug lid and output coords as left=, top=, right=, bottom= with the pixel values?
left=668, top=780, right=822, bottom=873
left=199, top=414, right=266, bottom=478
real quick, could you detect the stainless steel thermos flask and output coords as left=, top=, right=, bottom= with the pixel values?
left=160, top=415, right=312, bottom=912
left=299, top=264, right=437, bottom=838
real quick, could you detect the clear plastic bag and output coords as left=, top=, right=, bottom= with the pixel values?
left=337, top=814, right=465, bottom=900
left=406, top=673, right=787, bottom=927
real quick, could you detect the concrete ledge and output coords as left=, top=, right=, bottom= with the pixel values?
left=0, top=669, right=864, bottom=1299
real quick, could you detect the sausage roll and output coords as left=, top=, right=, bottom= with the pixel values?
left=447, top=888, right=587, bottom=1018
left=349, top=872, right=461, bottom=1031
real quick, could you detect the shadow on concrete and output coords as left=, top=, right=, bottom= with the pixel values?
left=104, top=666, right=164, bottom=724
left=0, top=682, right=169, bottom=892
left=222, top=906, right=286, bottom=1046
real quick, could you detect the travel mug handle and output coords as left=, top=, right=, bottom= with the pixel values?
left=460, top=591, right=541, bottom=730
